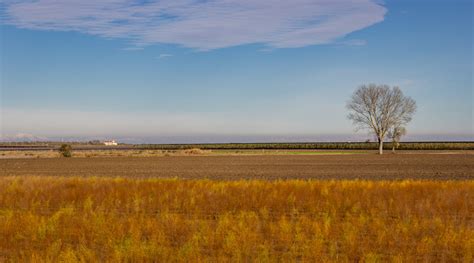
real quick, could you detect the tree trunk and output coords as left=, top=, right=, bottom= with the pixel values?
left=378, top=138, right=383, bottom=155
left=392, top=144, right=395, bottom=153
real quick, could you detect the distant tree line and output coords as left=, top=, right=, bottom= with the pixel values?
left=138, top=142, right=474, bottom=151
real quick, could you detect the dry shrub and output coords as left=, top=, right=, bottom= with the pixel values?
left=58, top=144, right=73, bottom=158
left=182, top=148, right=208, bottom=155
left=0, top=177, right=473, bottom=262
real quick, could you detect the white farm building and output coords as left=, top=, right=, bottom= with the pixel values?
left=103, top=140, right=118, bottom=146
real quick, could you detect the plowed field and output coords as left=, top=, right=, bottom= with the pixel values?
left=1, top=153, right=472, bottom=180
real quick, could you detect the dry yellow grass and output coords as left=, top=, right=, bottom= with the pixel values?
left=0, top=177, right=473, bottom=262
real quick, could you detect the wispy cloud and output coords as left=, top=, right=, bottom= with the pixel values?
left=1, top=0, right=386, bottom=50
left=157, top=53, right=173, bottom=59
left=121, top=46, right=145, bottom=51
left=340, top=39, right=368, bottom=46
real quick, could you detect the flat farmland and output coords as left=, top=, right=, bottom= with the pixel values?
left=1, top=153, right=474, bottom=261
left=1, top=153, right=473, bottom=180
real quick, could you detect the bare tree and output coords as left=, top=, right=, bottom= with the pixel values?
left=347, top=84, right=416, bottom=154
left=387, top=126, right=406, bottom=153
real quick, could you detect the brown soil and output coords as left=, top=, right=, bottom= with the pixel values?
left=1, top=154, right=472, bottom=180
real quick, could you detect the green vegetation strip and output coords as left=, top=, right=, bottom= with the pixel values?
left=138, top=142, right=474, bottom=151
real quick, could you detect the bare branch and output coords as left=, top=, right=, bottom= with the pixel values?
left=347, top=84, right=416, bottom=154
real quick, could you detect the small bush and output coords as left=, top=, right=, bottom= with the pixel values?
left=59, top=144, right=72, bottom=158
left=183, top=148, right=207, bottom=155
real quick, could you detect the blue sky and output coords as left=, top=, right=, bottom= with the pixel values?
left=1, top=0, right=473, bottom=142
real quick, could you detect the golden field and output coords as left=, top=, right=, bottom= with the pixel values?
left=0, top=177, right=473, bottom=262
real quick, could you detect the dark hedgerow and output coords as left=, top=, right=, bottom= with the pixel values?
left=137, top=142, right=474, bottom=151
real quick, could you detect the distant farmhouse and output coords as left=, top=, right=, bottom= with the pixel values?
left=103, top=140, right=118, bottom=146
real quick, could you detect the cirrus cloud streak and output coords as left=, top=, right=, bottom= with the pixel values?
left=1, top=0, right=386, bottom=50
